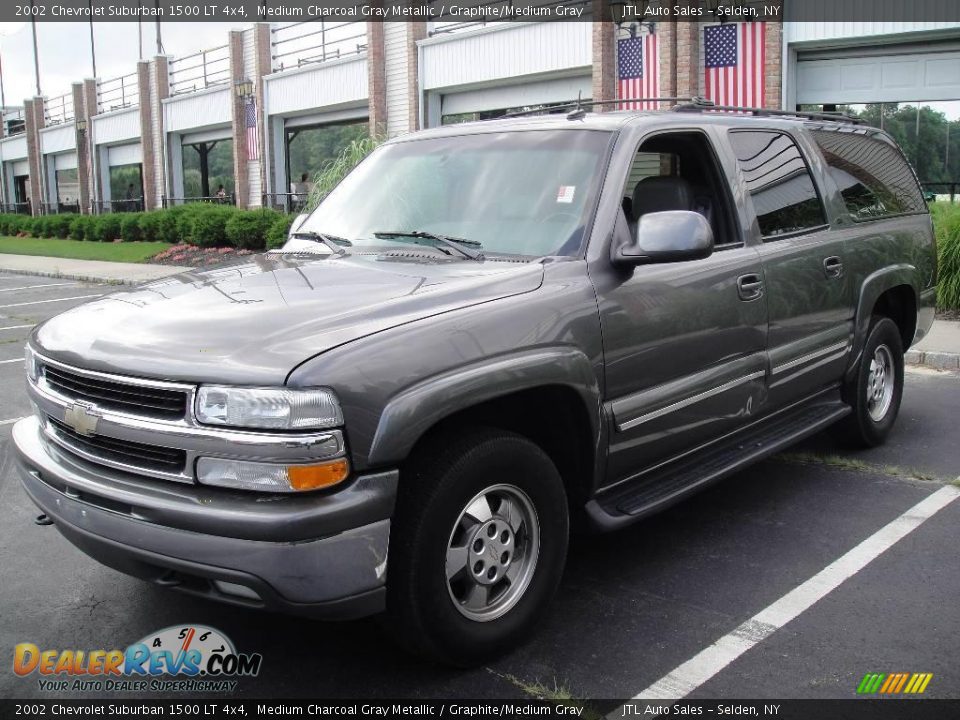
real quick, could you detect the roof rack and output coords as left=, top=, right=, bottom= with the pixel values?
left=498, top=97, right=695, bottom=120
left=672, top=98, right=863, bottom=124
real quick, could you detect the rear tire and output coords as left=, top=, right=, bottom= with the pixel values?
left=385, top=427, right=569, bottom=666
left=840, top=316, right=904, bottom=447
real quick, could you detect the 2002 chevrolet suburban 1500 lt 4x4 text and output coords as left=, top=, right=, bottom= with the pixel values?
left=13, top=104, right=936, bottom=665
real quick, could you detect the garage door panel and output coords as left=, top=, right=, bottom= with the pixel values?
left=797, top=49, right=960, bottom=103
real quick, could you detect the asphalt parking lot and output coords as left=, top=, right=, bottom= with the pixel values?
left=0, top=272, right=958, bottom=703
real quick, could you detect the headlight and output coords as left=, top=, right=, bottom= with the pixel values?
left=194, top=386, right=343, bottom=430
left=24, top=344, right=39, bottom=383
left=196, top=457, right=350, bottom=492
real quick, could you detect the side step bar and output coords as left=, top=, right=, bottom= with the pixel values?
left=586, top=393, right=851, bottom=532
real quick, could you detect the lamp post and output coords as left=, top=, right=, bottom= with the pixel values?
left=608, top=0, right=656, bottom=34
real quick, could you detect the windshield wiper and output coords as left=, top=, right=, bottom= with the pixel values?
left=290, top=231, right=352, bottom=256
left=373, top=230, right=484, bottom=261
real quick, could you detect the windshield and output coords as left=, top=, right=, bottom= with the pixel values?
left=298, top=129, right=612, bottom=257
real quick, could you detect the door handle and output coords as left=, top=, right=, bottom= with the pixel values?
left=823, top=256, right=844, bottom=279
left=737, top=274, right=764, bottom=301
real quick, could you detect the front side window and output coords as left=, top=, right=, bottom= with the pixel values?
left=298, top=130, right=612, bottom=258
left=809, top=129, right=926, bottom=221
left=729, top=130, right=827, bottom=239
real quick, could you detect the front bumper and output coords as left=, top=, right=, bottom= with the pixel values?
left=13, top=416, right=397, bottom=620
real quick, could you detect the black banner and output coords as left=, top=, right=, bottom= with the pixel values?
left=4, top=700, right=960, bottom=720
left=5, top=0, right=960, bottom=24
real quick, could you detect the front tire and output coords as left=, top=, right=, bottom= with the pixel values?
left=841, top=316, right=905, bottom=447
left=385, top=428, right=569, bottom=666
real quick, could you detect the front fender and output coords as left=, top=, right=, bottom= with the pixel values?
left=366, top=347, right=601, bottom=467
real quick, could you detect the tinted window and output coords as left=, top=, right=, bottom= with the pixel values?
left=729, top=130, right=826, bottom=238
left=810, top=129, right=926, bottom=221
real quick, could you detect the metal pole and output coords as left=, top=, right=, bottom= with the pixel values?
left=945, top=122, right=950, bottom=175
left=30, top=5, right=41, bottom=96
left=89, top=1, right=97, bottom=77
left=138, top=21, right=143, bottom=60
left=155, top=0, right=163, bottom=54
left=0, top=45, right=6, bottom=110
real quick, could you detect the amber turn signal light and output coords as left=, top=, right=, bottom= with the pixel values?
left=287, top=458, right=350, bottom=491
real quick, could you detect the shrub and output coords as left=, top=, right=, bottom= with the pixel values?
left=266, top=214, right=296, bottom=250
left=120, top=213, right=144, bottom=242
left=31, top=216, right=52, bottom=238
left=190, top=205, right=237, bottom=247
left=68, top=215, right=95, bottom=241
left=14, top=216, right=36, bottom=237
left=225, top=209, right=281, bottom=250
left=932, top=202, right=960, bottom=310
left=0, top=214, right=16, bottom=235
left=50, top=214, right=74, bottom=239
left=138, top=211, right=162, bottom=243
left=93, top=214, right=123, bottom=242
left=306, top=135, right=383, bottom=209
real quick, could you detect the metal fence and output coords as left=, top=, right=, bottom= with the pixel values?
left=0, top=202, right=31, bottom=215
left=93, top=199, right=144, bottom=214
left=162, top=194, right=236, bottom=208
left=169, top=44, right=231, bottom=96
left=41, top=201, right=81, bottom=215
left=2, top=108, right=26, bottom=136
left=271, top=21, right=366, bottom=71
left=97, top=72, right=138, bottom=112
left=921, top=182, right=960, bottom=203
left=262, top=193, right=309, bottom=215
left=45, top=92, right=75, bottom=125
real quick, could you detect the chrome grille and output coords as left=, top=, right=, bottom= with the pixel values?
left=47, top=416, right=188, bottom=475
left=42, top=364, right=188, bottom=419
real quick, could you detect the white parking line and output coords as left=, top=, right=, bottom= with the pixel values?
left=0, top=416, right=25, bottom=426
left=0, top=357, right=24, bottom=364
left=0, top=282, right=78, bottom=294
left=613, top=484, right=960, bottom=708
left=0, top=324, right=33, bottom=331
left=0, top=294, right=102, bottom=310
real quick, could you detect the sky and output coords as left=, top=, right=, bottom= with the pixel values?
left=0, top=21, right=245, bottom=106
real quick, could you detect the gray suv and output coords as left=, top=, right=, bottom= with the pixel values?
left=13, top=104, right=937, bottom=666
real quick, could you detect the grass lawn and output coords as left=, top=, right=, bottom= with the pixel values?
left=0, top=236, right=168, bottom=263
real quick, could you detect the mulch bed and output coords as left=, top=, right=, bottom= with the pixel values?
left=150, top=244, right=255, bottom=267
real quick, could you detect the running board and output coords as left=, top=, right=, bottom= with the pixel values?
left=586, top=394, right=851, bottom=532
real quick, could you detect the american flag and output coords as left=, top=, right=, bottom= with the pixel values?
left=617, top=32, right=659, bottom=110
left=244, top=95, right=259, bottom=161
left=704, top=22, right=766, bottom=108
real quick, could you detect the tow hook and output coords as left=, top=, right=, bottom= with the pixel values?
left=35, top=514, right=54, bottom=526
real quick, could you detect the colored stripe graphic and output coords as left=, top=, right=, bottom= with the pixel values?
left=857, top=672, right=932, bottom=694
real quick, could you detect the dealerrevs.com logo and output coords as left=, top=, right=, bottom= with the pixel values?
left=13, top=625, right=262, bottom=693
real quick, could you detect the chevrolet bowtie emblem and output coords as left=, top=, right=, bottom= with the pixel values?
left=63, top=403, right=100, bottom=437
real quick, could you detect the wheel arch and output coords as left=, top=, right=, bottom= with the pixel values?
left=367, top=347, right=604, bottom=509
left=848, top=265, right=918, bottom=378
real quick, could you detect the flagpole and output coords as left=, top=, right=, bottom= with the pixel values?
left=30, top=2, right=41, bottom=96
left=88, top=1, right=97, bottom=77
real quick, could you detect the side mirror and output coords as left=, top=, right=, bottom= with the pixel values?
left=288, top=212, right=310, bottom=238
left=613, top=210, right=714, bottom=266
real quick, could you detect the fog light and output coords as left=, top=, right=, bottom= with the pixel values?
left=196, top=457, right=350, bottom=492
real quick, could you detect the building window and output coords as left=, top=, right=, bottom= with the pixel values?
left=282, top=120, right=368, bottom=212
left=55, top=168, right=80, bottom=213
left=108, top=164, right=144, bottom=212
left=182, top=139, right=234, bottom=201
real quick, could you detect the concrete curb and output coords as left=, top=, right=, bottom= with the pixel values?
left=906, top=349, right=960, bottom=371
left=0, top=266, right=191, bottom=286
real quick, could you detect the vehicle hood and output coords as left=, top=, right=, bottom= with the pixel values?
left=33, top=252, right=544, bottom=385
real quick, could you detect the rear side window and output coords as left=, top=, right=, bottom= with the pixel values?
left=728, top=130, right=827, bottom=239
left=810, top=129, right=926, bottom=221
